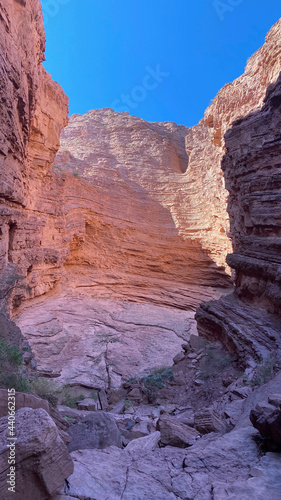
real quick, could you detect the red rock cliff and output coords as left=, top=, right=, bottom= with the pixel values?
left=196, top=20, right=281, bottom=366
left=0, top=0, right=68, bottom=308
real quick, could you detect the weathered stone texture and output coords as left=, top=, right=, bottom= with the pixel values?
left=196, top=21, right=281, bottom=363
left=196, top=71, right=281, bottom=364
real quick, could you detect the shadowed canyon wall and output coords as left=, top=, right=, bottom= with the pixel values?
left=196, top=31, right=281, bottom=365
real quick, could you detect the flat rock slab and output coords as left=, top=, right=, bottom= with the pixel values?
left=15, top=294, right=197, bottom=388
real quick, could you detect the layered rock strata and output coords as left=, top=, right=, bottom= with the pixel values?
left=0, top=0, right=68, bottom=309
left=196, top=67, right=281, bottom=364
left=52, top=110, right=232, bottom=309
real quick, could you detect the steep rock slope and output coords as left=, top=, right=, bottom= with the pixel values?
left=196, top=71, right=281, bottom=365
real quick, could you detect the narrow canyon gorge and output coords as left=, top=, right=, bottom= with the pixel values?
left=0, top=1, right=281, bottom=499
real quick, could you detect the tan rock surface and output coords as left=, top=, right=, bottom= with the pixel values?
left=52, top=109, right=232, bottom=310
left=15, top=293, right=197, bottom=388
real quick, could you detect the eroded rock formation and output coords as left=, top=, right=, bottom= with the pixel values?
left=196, top=68, right=281, bottom=366
left=1, top=2, right=281, bottom=499
left=52, top=109, right=232, bottom=309
left=0, top=0, right=68, bottom=308
left=2, top=14, right=279, bottom=388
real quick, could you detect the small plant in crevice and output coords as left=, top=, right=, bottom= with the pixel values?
left=127, top=367, right=175, bottom=404
left=58, top=386, right=86, bottom=409
left=142, top=367, right=174, bottom=389
left=30, top=378, right=59, bottom=407
left=63, top=415, right=76, bottom=426
left=249, top=355, right=277, bottom=387
left=125, top=367, right=174, bottom=404
left=198, top=345, right=234, bottom=381
left=0, top=338, right=29, bottom=391
left=124, top=400, right=133, bottom=410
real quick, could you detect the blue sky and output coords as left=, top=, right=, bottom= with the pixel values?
left=42, top=0, right=280, bottom=127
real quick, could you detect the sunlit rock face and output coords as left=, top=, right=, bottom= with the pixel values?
left=0, top=0, right=68, bottom=308
left=53, top=109, right=232, bottom=310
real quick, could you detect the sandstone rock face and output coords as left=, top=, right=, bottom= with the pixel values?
left=52, top=109, right=232, bottom=310
left=204, top=19, right=281, bottom=148
left=197, top=21, right=281, bottom=364
left=0, top=0, right=68, bottom=309
left=196, top=70, right=281, bottom=364
left=15, top=294, right=196, bottom=387
left=0, top=408, right=73, bottom=500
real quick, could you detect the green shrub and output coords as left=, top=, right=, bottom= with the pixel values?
left=198, top=345, right=233, bottom=381
left=0, top=338, right=22, bottom=366
left=250, top=356, right=276, bottom=387
left=58, top=386, right=85, bottom=408
left=63, top=415, right=75, bottom=425
left=141, top=367, right=174, bottom=403
left=30, top=378, right=59, bottom=407
left=126, top=367, right=174, bottom=403
left=2, top=374, right=31, bottom=393
left=142, top=367, right=174, bottom=389
left=124, top=400, right=132, bottom=409
left=0, top=339, right=28, bottom=390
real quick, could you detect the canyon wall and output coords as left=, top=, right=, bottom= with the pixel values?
left=2, top=9, right=281, bottom=316
left=0, top=0, right=68, bottom=313
left=49, top=20, right=281, bottom=311
left=1, top=2, right=281, bottom=386
left=196, top=24, right=281, bottom=365
left=52, top=110, right=232, bottom=310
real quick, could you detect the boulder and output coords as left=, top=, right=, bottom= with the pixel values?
left=156, top=415, right=199, bottom=447
left=250, top=403, right=281, bottom=447
left=0, top=389, right=50, bottom=418
left=67, top=412, right=122, bottom=452
left=0, top=390, right=70, bottom=445
left=127, top=387, right=143, bottom=403
left=268, top=394, right=281, bottom=408
left=173, top=352, right=185, bottom=364
left=125, top=431, right=161, bottom=452
left=76, top=398, right=100, bottom=411
left=0, top=408, right=73, bottom=500
left=194, top=409, right=227, bottom=435
left=175, top=409, right=195, bottom=427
